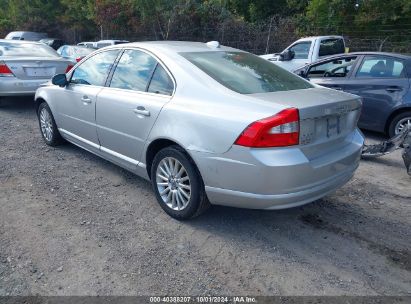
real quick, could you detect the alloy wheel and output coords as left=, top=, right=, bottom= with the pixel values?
left=395, top=117, right=411, bottom=135
left=39, top=108, right=54, bottom=142
left=156, top=157, right=191, bottom=211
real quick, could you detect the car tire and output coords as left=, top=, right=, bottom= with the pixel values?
left=388, top=111, right=411, bottom=137
left=151, top=145, right=210, bottom=220
left=37, top=102, right=64, bottom=146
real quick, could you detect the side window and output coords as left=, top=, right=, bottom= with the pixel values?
left=97, top=43, right=111, bottom=48
left=308, top=56, right=357, bottom=78
left=58, top=46, right=65, bottom=56
left=289, top=42, right=311, bottom=59
left=110, top=49, right=157, bottom=92
left=148, top=64, right=174, bottom=95
left=319, top=38, right=345, bottom=57
left=357, top=56, right=406, bottom=78
left=65, top=47, right=73, bottom=57
left=71, top=50, right=119, bottom=86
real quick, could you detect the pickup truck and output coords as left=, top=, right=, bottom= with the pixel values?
left=260, top=36, right=346, bottom=72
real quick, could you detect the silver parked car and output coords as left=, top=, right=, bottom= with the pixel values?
left=5, top=31, right=48, bottom=41
left=0, top=40, right=73, bottom=97
left=57, top=45, right=95, bottom=64
left=34, top=41, right=364, bottom=219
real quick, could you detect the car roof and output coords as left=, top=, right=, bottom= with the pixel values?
left=296, top=36, right=344, bottom=41
left=97, top=40, right=128, bottom=43
left=0, top=39, right=44, bottom=45
left=66, top=45, right=90, bottom=48
left=104, top=41, right=240, bottom=53
left=347, top=51, right=411, bottom=59
left=8, top=31, right=44, bottom=35
left=320, top=51, right=411, bottom=60
left=302, top=51, right=411, bottom=67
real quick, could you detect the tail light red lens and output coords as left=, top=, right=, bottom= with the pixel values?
left=235, top=108, right=300, bottom=148
left=0, top=62, right=14, bottom=77
left=65, top=65, right=74, bottom=73
left=75, top=57, right=83, bottom=62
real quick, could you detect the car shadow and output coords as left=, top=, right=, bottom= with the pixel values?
left=0, top=96, right=36, bottom=113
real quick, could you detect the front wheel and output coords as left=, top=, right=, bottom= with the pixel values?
left=38, top=102, right=64, bottom=146
left=388, top=111, right=411, bottom=137
left=151, top=146, right=209, bottom=220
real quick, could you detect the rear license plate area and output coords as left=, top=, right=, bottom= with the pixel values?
left=24, top=67, right=55, bottom=77
left=326, top=116, right=341, bottom=138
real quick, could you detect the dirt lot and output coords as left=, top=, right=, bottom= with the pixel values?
left=0, top=97, right=410, bottom=296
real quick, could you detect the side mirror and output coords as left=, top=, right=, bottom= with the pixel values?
left=52, top=74, right=68, bottom=87
left=279, top=49, right=295, bottom=61
left=298, top=70, right=306, bottom=78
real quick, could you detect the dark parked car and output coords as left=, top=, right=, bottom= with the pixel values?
left=39, top=38, right=65, bottom=50
left=295, top=52, right=411, bottom=137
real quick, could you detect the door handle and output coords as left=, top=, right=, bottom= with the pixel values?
left=81, top=96, right=92, bottom=104
left=133, top=106, right=150, bottom=117
left=386, top=86, right=402, bottom=92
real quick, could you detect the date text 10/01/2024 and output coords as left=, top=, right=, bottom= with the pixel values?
left=149, top=296, right=257, bottom=303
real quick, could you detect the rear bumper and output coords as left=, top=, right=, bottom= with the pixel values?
left=0, top=77, right=48, bottom=96
left=191, top=129, right=364, bottom=210
left=204, top=164, right=356, bottom=209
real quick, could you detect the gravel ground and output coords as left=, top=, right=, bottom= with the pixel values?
left=0, top=97, right=410, bottom=296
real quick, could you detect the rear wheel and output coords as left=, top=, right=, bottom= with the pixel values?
left=388, top=111, right=411, bottom=137
left=38, top=102, right=64, bottom=146
left=151, top=145, right=209, bottom=220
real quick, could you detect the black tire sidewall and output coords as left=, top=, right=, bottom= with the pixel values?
left=151, top=146, right=204, bottom=220
left=389, top=111, right=411, bottom=137
left=37, top=102, right=61, bottom=146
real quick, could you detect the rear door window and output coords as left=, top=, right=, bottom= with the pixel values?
left=109, top=49, right=157, bottom=92
left=356, top=56, right=406, bottom=78
left=147, top=64, right=174, bottom=95
left=319, top=38, right=345, bottom=57
left=70, top=50, right=120, bottom=86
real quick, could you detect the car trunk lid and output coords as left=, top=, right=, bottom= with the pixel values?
left=1, top=57, right=71, bottom=80
left=249, top=87, right=362, bottom=158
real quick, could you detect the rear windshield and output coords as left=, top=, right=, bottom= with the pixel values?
left=73, top=47, right=94, bottom=57
left=180, top=51, right=313, bottom=94
left=0, top=41, right=59, bottom=57
left=319, top=38, right=345, bottom=57
left=97, top=43, right=111, bottom=48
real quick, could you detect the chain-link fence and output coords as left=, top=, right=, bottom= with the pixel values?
left=7, top=14, right=410, bottom=56
left=90, top=16, right=411, bottom=55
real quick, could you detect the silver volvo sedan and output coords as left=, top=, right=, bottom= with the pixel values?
left=0, top=39, right=73, bottom=97
left=34, top=41, right=364, bottom=219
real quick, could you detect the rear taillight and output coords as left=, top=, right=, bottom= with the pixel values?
left=75, top=57, right=83, bottom=62
left=235, top=108, right=300, bottom=148
left=0, top=62, right=14, bottom=77
left=65, top=65, right=74, bottom=73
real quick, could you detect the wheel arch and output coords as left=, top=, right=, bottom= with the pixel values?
left=385, top=106, right=411, bottom=134
left=145, top=138, right=196, bottom=180
left=34, top=97, right=46, bottom=115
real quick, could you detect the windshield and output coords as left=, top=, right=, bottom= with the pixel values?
left=180, top=51, right=313, bottom=94
left=0, top=41, right=59, bottom=57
